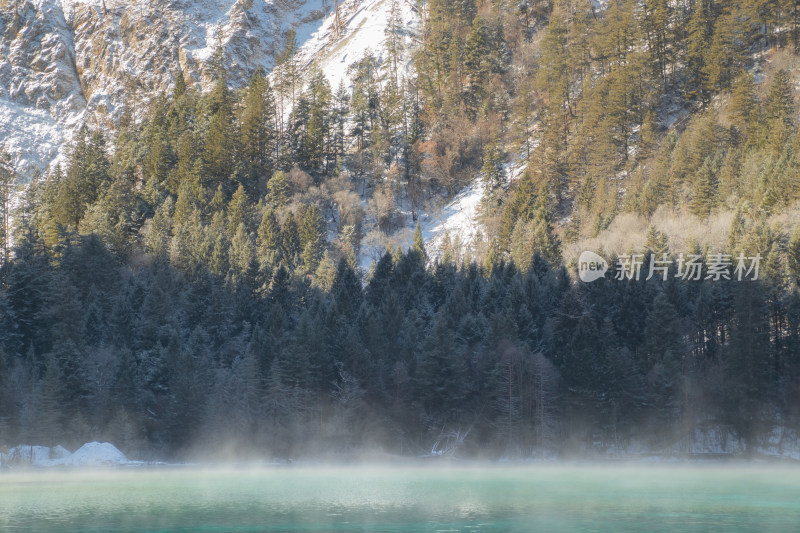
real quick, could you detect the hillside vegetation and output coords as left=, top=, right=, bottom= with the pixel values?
left=2, top=0, right=800, bottom=458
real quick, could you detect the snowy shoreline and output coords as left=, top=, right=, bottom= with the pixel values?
left=0, top=442, right=141, bottom=469
left=2, top=443, right=800, bottom=470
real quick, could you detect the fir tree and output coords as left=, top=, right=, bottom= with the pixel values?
left=281, top=212, right=301, bottom=267
left=0, top=150, right=15, bottom=270
left=690, top=156, right=719, bottom=218
left=256, top=208, right=282, bottom=271
left=240, top=69, right=277, bottom=192
left=729, top=72, right=757, bottom=137
left=229, top=223, right=255, bottom=277
left=267, top=171, right=290, bottom=207
left=685, top=0, right=712, bottom=102
left=413, top=221, right=426, bottom=260
left=203, top=62, right=235, bottom=191
left=299, top=204, right=326, bottom=273
left=788, top=227, right=800, bottom=285
left=766, top=69, right=795, bottom=127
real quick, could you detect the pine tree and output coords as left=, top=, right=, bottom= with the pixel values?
left=645, top=225, right=670, bottom=255
left=281, top=212, right=301, bottom=267
left=0, top=150, right=15, bottom=270
left=385, top=0, right=404, bottom=85
left=146, top=197, right=173, bottom=258
left=332, top=81, right=350, bottom=166
left=703, top=11, right=742, bottom=94
left=0, top=286, right=20, bottom=358
left=31, top=355, right=65, bottom=445
left=304, top=72, right=333, bottom=175
left=644, top=0, right=674, bottom=90
left=267, top=171, right=290, bottom=207
left=203, top=63, right=235, bottom=190
left=49, top=127, right=110, bottom=230
left=536, top=12, right=570, bottom=113
left=481, top=137, right=505, bottom=191
left=685, top=0, right=712, bottom=102
left=463, top=17, right=492, bottom=113
left=725, top=281, right=773, bottom=448
left=412, top=221, right=426, bottom=260
left=729, top=72, right=757, bottom=137
left=142, top=97, right=175, bottom=195
left=509, top=219, right=534, bottom=272
left=788, top=227, right=800, bottom=286
left=275, top=29, right=300, bottom=122
left=256, top=208, right=281, bottom=270
left=174, top=67, right=187, bottom=98
left=313, top=250, right=337, bottom=291
left=209, top=226, right=229, bottom=277
left=299, top=204, right=326, bottom=273
left=240, top=69, right=277, bottom=192
left=691, top=156, right=719, bottom=217
left=227, top=184, right=250, bottom=233
left=330, top=258, right=363, bottom=319
left=229, top=223, right=255, bottom=276
left=766, top=69, right=795, bottom=127
left=643, top=292, right=682, bottom=385
left=415, top=314, right=468, bottom=425
left=84, top=129, right=111, bottom=202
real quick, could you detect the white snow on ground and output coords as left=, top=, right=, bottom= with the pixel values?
left=66, top=442, right=129, bottom=466
left=416, top=159, right=527, bottom=262
left=357, top=181, right=487, bottom=272
left=292, top=0, right=421, bottom=92
left=0, top=97, right=85, bottom=177
left=422, top=180, right=486, bottom=259
left=0, top=445, right=67, bottom=467
left=0, top=442, right=132, bottom=468
left=358, top=157, right=529, bottom=271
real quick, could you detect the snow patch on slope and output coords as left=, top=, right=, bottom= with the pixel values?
left=0, top=98, right=83, bottom=177
left=423, top=181, right=486, bottom=258
left=294, top=0, right=420, bottom=90
left=359, top=157, right=528, bottom=269
left=358, top=180, right=487, bottom=271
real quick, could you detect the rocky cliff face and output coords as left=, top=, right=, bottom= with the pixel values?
left=1, top=0, right=85, bottom=177
left=1, top=0, right=420, bottom=178
left=0, top=0, right=329, bottom=177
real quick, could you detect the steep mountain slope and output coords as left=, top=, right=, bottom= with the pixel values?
left=0, top=0, right=86, bottom=177
left=3, top=0, right=465, bottom=259
left=0, top=0, right=332, bottom=176
left=292, top=0, right=419, bottom=91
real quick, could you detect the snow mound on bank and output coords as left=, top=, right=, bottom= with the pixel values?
left=0, top=441, right=129, bottom=467
left=66, top=442, right=128, bottom=466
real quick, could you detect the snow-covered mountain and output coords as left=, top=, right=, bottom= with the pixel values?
left=0, top=0, right=490, bottom=259
left=0, top=0, right=419, bottom=178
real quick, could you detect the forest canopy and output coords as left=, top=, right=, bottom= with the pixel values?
left=1, top=0, right=800, bottom=458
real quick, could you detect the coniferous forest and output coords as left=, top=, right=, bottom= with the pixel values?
left=3, top=0, right=800, bottom=459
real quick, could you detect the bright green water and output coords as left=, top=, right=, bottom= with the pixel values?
left=1, top=464, right=799, bottom=532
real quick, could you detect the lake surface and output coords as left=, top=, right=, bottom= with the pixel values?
left=1, top=464, right=799, bottom=532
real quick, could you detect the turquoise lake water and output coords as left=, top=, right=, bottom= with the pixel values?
left=1, top=464, right=799, bottom=532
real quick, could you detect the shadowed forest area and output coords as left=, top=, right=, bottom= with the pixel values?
left=1, top=235, right=798, bottom=458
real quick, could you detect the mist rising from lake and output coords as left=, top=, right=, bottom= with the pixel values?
left=2, top=464, right=799, bottom=532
